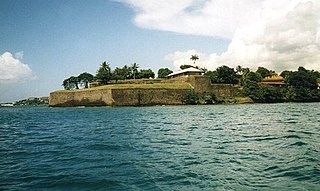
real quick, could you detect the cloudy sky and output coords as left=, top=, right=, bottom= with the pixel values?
left=1, top=0, right=319, bottom=102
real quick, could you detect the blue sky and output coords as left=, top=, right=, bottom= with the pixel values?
left=1, top=0, right=319, bottom=102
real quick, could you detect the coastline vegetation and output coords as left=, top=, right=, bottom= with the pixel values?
left=60, top=59, right=320, bottom=104
left=13, top=97, right=49, bottom=106
left=205, top=65, right=320, bottom=103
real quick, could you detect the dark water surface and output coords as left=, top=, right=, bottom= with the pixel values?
left=0, top=103, right=319, bottom=190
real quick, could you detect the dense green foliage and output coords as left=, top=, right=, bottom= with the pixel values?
left=131, top=63, right=139, bottom=79
left=137, top=69, right=155, bottom=79
left=243, top=83, right=284, bottom=103
left=62, top=61, right=157, bottom=89
left=182, top=91, right=217, bottom=105
left=180, top=64, right=196, bottom=70
left=256, top=67, right=275, bottom=78
left=112, top=65, right=132, bottom=82
left=245, top=72, right=262, bottom=82
left=62, top=76, right=80, bottom=90
left=204, top=65, right=319, bottom=103
left=243, top=70, right=283, bottom=103
left=204, top=71, right=219, bottom=83
left=280, top=70, right=292, bottom=78
left=157, top=68, right=173, bottom=78
left=78, top=72, right=94, bottom=88
left=14, top=97, right=49, bottom=106
left=243, top=66, right=320, bottom=102
left=96, top=62, right=112, bottom=85
left=60, top=58, right=320, bottom=103
left=283, top=67, right=320, bottom=102
left=205, top=65, right=238, bottom=84
left=110, top=63, right=155, bottom=81
left=285, top=67, right=318, bottom=89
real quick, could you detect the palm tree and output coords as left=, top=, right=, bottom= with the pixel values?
left=123, top=65, right=131, bottom=79
left=190, top=54, right=199, bottom=65
left=131, top=62, right=139, bottom=79
left=236, top=65, right=243, bottom=75
left=96, top=61, right=112, bottom=85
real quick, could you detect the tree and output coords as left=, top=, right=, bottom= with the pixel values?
left=78, top=72, right=94, bottom=88
left=243, top=83, right=284, bottom=103
left=243, top=80, right=262, bottom=100
left=122, top=65, right=132, bottom=79
left=312, top=70, right=320, bottom=79
left=245, top=72, right=262, bottom=82
left=256, top=67, right=273, bottom=78
left=259, top=85, right=284, bottom=103
left=137, top=69, right=155, bottom=79
left=199, top=67, right=208, bottom=73
left=280, top=70, right=292, bottom=79
left=182, top=91, right=199, bottom=105
left=131, top=63, right=139, bottom=79
left=190, top=54, right=199, bottom=64
left=285, top=67, right=318, bottom=89
left=216, top=65, right=238, bottom=84
left=95, top=61, right=112, bottom=85
left=157, top=68, right=173, bottom=78
left=180, top=64, right=196, bottom=70
left=69, top=76, right=80, bottom=89
left=236, top=65, right=243, bottom=75
left=204, top=71, right=219, bottom=83
left=62, top=78, right=72, bottom=90
left=112, top=67, right=125, bottom=83
left=236, top=65, right=250, bottom=86
left=62, top=76, right=79, bottom=90
left=284, top=67, right=320, bottom=102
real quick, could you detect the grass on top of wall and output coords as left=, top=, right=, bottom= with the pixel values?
left=54, top=82, right=193, bottom=93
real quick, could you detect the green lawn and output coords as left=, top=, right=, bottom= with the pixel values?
left=54, top=82, right=193, bottom=93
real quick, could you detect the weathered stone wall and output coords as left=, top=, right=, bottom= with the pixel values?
left=49, top=77, right=242, bottom=107
left=49, top=89, right=113, bottom=107
left=164, top=75, right=212, bottom=94
left=49, top=88, right=191, bottom=107
left=111, top=89, right=190, bottom=106
left=188, top=76, right=212, bottom=94
left=211, top=84, right=241, bottom=97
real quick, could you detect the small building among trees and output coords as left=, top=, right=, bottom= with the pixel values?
left=257, top=76, right=285, bottom=87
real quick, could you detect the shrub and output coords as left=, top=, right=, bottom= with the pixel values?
left=182, top=91, right=199, bottom=105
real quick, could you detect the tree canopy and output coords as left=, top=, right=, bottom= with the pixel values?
left=285, top=67, right=318, bottom=89
left=95, top=61, right=112, bottom=85
left=157, top=68, right=173, bottom=78
left=131, top=63, right=139, bottom=79
left=62, top=76, right=80, bottom=90
left=137, top=69, right=155, bottom=79
left=180, top=64, right=196, bottom=70
left=256, top=67, right=274, bottom=78
left=216, top=65, right=238, bottom=84
left=78, top=72, right=94, bottom=88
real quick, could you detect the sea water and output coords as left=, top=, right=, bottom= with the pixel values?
left=0, top=103, right=319, bottom=190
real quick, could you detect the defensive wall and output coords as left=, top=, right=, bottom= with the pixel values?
left=49, top=76, right=242, bottom=107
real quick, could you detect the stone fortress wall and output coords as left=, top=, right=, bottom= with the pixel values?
left=49, top=76, right=240, bottom=107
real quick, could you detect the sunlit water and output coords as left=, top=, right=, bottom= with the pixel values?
left=0, top=103, right=319, bottom=190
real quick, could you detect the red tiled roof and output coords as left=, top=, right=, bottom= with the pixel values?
left=257, top=81, right=285, bottom=85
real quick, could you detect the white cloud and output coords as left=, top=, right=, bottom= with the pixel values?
left=0, top=52, right=33, bottom=83
left=120, top=0, right=261, bottom=39
left=121, top=0, right=320, bottom=72
left=213, top=0, right=320, bottom=72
